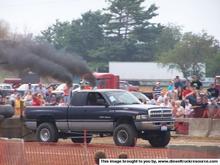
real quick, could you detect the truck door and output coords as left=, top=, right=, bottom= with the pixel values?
left=83, top=92, right=114, bottom=131
left=68, top=92, right=88, bottom=131
left=68, top=91, right=113, bottom=132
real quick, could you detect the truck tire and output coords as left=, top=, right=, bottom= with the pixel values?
left=36, top=123, right=58, bottom=142
left=71, top=134, right=92, bottom=144
left=148, top=131, right=171, bottom=148
left=113, top=124, right=137, bottom=147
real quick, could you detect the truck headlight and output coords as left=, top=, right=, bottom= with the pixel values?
left=136, top=114, right=148, bottom=120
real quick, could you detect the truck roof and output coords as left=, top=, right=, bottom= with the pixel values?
left=77, top=89, right=125, bottom=92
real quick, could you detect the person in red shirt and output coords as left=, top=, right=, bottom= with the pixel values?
left=32, top=93, right=42, bottom=106
left=182, top=86, right=194, bottom=99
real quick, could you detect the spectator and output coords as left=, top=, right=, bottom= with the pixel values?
left=207, top=83, right=219, bottom=99
left=201, top=96, right=209, bottom=118
left=38, top=94, right=45, bottom=106
left=182, top=86, right=196, bottom=105
left=171, top=99, right=176, bottom=116
left=167, top=80, right=174, bottom=92
left=182, top=86, right=193, bottom=99
left=191, top=75, right=202, bottom=90
left=63, top=83, right=72, bottom=105
left=35, top=83, right=46, bottom=98
left=15, top=94, right=22, bottom=116
left=195, top=96, right=203, bottom=106
left=118, top=152, right=128, bottom=159
left=94, top=151, right=107, bottom=165
left=45, top=87, right=55, bottom=104
left=184, top=99, right=194, bottom=117
left=157, top=91, right=167, bottom=104
left=152, top=82, right=162, bottom=100
left=25, top=83, right=35, bottom=95
left=58, top=97, right=66, bottom=106
left=47, top=94, right=57, bottom=106
left=174, top=76, right=183, bottom=89
left=32, top=93, right=42, bottom=106
left=167, top=81, right=175, bottom=99
left=23, top=91, right=33, bottom=106
left=208, top=98, right=219, bottom=118
left=175, top=100, right=185, bottom=118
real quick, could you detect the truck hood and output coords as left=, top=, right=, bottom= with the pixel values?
left=112, top=104, right=170, bottom=114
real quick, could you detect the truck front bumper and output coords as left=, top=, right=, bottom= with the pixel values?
left=135, top=120, right=174, bottom=131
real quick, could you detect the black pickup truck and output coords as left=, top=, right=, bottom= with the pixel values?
left=24, top=89, right=174, bottom=147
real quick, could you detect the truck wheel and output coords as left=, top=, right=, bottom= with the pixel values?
left=113, top=124, right=137, bottom=147
left=71, top=134, right=92, bottom=144
left=148, top=131, right=170, bottom=148
left=36, top=123, right=58, bottom=142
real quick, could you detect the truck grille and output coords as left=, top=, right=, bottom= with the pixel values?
left=148, top=109, right=172, bottom=118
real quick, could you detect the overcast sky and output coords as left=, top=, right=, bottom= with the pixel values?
left=1, top=0, right=220, bottom=40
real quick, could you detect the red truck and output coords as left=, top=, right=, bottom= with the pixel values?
left=93, top=72, right=139, bottom=91
left=93, top=72, right=120, bottom=89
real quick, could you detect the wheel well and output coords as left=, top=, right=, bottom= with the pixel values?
left=114, top=117, right=136, bottom=128
left=37, top=116, right=56, bottom=127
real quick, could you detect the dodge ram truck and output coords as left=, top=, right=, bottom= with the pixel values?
left=24, top=89, right=174, bottom=147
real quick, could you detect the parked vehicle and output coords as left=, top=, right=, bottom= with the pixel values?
left=0, top=83, right=13, bottom=90
left=3, top=78, right=21, bottom=88
left=120, top=81, right=139, bottom=91
left=130, top=91, right=150, bottom=104
left=16, top=84, right=40, bottom=95
left=24, top=89, right=174, bottom=147
left=0, top=83, right=14, bottom=97
left=93, top=72, right=119, bottom=89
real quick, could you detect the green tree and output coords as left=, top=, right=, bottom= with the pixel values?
left=159, top=32, right=219, bottom=79
left=38, top=11, right=106, bottom=62
left=37, top=20, right=71, bottom=49
left=155, top=24, right=182, bottom=58
left=206, top=52, right=220, bottom=76
left=103, top=0, right=162, bottom=61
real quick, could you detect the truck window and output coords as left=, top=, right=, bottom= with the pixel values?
left=70, top=92, right=88, bottom=106
left=87, top=92, right=106, bottom=106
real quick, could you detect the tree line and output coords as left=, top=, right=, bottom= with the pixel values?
left=1, top=0, right=220, bottom=79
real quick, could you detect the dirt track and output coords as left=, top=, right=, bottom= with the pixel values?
left=0, top=136, right=220, bottom=165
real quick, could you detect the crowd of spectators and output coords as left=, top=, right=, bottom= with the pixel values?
left=152, top=75, right=220, bottom=119
left=0, top=75, right=219, bottom=119
left=0, top=83, right=73, bottom=117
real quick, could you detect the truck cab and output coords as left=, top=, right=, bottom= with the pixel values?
left=93, top=72, right=119, bottom=89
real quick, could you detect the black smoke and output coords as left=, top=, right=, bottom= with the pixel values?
left=0, top=39, right=95, bottom=85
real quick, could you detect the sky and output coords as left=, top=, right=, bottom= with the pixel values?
left=1, top=0, right=220, bottom=40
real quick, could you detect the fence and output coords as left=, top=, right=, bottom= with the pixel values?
left=0, top=140, right=219, bottom=165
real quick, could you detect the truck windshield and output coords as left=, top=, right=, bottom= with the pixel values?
left=105, top=91, right=141, bottom=105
